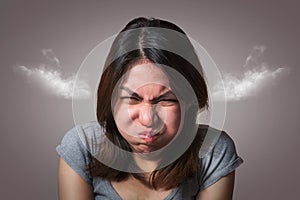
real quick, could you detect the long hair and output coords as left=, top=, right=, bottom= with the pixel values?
left=90, top=17, right=208, bottom=190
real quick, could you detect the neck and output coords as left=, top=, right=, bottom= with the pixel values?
left=133, top=153, right=160, bottom=172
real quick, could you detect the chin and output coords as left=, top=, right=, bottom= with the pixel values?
left=134, top=144, right=156, bottom=153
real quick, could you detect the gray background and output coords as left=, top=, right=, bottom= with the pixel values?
left=1, top=0, right=299, bottom=199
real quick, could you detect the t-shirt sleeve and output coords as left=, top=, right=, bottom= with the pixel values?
left=56, top=125, right=93, bottom=185
left=198, top=131, right=243, bottom=191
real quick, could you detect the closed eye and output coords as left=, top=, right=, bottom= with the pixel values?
left=155, top=99, right=179, bottom=106
left=120, top=96, right=141, bottom=105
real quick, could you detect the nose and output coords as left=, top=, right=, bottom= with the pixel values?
left=138, top=103, right=156, bottom=127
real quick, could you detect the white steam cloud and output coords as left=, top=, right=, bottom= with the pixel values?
left=16, top=46, right=286, bottom=102
left=16, top=49, right=90, bottom=100
left=212, top=45, right=287, bottom=101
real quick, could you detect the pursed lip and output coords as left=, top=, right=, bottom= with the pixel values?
left=137, top=125, right=165, bottom=143
left=138, top=131, right=159, bottom=138
left=138, top=131, right=162, bottom=143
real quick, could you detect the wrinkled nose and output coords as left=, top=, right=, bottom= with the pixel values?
left=139, top=103, right=156, bottom=127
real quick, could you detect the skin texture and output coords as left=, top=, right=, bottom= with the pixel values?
left=57, top=63, right=236, bottom=199
left=58, top=157, right=93, bottom=200
left=113, top=62, right=181, bottom=153
left=196, top=171, right=235, bottom=200
left=58, top=157, right=235, bottom=200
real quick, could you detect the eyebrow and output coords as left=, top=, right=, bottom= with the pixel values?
left=119, top=86, right=176, bottom=102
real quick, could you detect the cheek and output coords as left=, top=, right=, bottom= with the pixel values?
left=160, top=106, right=181, bottom=132
left=114, top=102, right=130, bottom=121
left=113, top=102, right=132, bottom=135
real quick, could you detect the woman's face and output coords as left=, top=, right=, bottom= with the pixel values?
left=113, top=61, right=181, bottom=153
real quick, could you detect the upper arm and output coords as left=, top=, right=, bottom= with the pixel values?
left=58, top=157, right=93, bottom=200
left=196, top=171, right=235, bottom=200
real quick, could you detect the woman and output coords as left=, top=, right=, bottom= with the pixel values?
left=57, top=17, right=243, bottom=199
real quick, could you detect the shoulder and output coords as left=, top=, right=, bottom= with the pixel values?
left=197, top=125, right=243, bottom=191
left=56, top=121, right=104, bottom=184
left=57, top=121, right=104, bottom=152
left=197, top=125, right=238, bottom=158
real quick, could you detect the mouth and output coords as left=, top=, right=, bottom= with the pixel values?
left=138, top=131, right=161, bottom=143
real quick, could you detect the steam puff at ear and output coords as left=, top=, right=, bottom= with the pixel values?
left=212, top=67, right=287, bottom=102
left=14, top=49, right=91, bottom=100
left=16, top=65, right=91, bottom=100
left=212, top=45, right=288, bottom=102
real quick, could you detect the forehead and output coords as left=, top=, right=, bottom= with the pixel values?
left=120, top=62, right=171, bottom=90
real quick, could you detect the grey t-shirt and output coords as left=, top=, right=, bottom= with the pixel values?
left=56, top=121, right=243, bottom=199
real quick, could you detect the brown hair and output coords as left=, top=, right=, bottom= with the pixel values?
left=89, top=17, right=208, bottom=190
